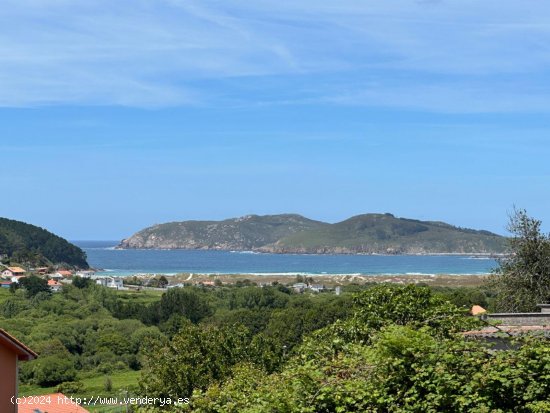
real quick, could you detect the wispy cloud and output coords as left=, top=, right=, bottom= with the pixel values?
left=1, top=0, right=549, bottom=110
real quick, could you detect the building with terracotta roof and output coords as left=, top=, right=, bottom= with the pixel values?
left=17, top=393, right=90, bottom=413
left=48, top=279, right=63, bottom=292
left=2, top=267, right=26, bottom=277
left=0, top=329, right=37, bottom=413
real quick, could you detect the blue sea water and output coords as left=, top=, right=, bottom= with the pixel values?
left=74, top=241, right=499, bottom=277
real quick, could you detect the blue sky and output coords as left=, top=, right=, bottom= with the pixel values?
left=1, top=0, right=550, bottom=239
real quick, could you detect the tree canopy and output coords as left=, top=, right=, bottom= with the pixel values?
left=0, top=217, right=88, bottom=268
left=489, top=208, right=550, bottom=312
left=18, top=275, right=51, bottom=298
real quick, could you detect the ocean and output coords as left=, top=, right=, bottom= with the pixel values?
left=75, top=241, right=499, bottom=277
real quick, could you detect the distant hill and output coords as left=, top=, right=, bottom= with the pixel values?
left=119, top=213, right=507, bottom=254
left=0, top=217, right=89, bottom=268
left=119, top=214, right=327, bottom=250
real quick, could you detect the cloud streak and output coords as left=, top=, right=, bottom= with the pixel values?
left=1, top=0, right=549, bottom=111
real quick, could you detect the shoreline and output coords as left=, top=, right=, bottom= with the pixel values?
left=121, top=272, right=490, bottom=288
left=112, top=246, right=505, bottom=257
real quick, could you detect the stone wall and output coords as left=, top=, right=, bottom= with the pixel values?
left=486, top=313, right=550, bottom=326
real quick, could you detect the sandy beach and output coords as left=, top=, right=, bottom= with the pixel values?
left=126, top=272, right=489, bottom=288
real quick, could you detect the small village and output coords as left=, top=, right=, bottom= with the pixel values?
left=0, top=265, right=124, bottom=291
left=0, top=260, right=345, bottom=297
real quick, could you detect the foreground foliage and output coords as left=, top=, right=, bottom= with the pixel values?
left=0, top=279, right=351, bottom=396
left=138, top=285, right=550, bottom=413
left=4, top=274, right=549, bottom=412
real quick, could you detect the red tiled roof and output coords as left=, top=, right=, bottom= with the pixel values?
left=18, top=393, right=90, bottom=413
left=0, top=328, right=37, bottom=361
left=57, top=270, right=73, bottom=276
left=5, top=266, right=25, bottom=273
left=48, top=279, right=62, bottom=286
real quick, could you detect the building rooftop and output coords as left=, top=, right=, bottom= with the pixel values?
left=6, top=266, right=25, bottom=273
left=0, top=328, right=37, bottom=361
left=470, top=305, right=487, bottom=316
left=57, top=270, right=73, bottom=276
left=18, top=393, right=90, bottom=413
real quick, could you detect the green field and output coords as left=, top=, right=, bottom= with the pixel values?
left=115, top=288, right=164, bottom=304
left=19, top=370, right=141, bottom=412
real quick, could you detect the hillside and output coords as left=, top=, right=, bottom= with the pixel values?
left=118, top=214, right=327, bottom=250
left=0, top=217, right=89, bottom=268
left=119, top=213, right=507, bottom=254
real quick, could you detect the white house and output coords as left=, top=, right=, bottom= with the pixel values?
left=292, top=282, right=308, bottom=293
left=47, top=279, right=63, bottom=292
left=95, top=277, right=124, bottom=289
left=2, top=267, right=25, bottom=278
left=76, top=270, right=95, bottom=278
left=309, top=284, right=326, bottom=293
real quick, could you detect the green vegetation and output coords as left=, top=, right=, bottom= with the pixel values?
left=1, top=284, right=161, bottom=396
left=119, top=213, right=506, bottom=254
left=17, top=275, right=51, bottom=298
left=1, top=278, right=353, bottom=408
left=139, top=285, right=550, bottom=413
left=270, top=213, right=507, bottom=254
left=0, top=217, right=88, bottom=268
left=489, top=208, right=550, bottom=312
left=19, top=370, right=141, bottom=412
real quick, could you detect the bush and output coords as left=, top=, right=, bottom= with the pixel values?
left=57, top=381, right=84, bottom=394
left=31, top=355, right=77, bottom=387
left=104, top=376, right=113, bottom=392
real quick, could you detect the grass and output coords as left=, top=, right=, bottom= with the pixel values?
left=19, top=370, right=142, bottom=412
left=115, top=288, right=163, bottom=304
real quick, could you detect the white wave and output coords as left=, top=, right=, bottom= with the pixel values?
left=461, top=256, right=493, bottom=260
left=229, top=250, right=260, bottom=254
left=405, top=272, right=436, bottom=276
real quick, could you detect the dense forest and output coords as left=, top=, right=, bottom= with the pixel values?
left=0, top=217, right=88, bottom=268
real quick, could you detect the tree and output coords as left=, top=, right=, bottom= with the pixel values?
left=30, top=355, right=77, bottom=386
left=330, top=284, right=475, bottom=345
left=72, top=276, right=93, bottom=289
left=489, top=209, right=550, bottom=312
left=139, top=323, right=250, bottom=401
left=159, top=287, right=213, bottom=324
left=18, top=275, right=51, bottom=298
left=158, top=275, right=169, bottom=288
